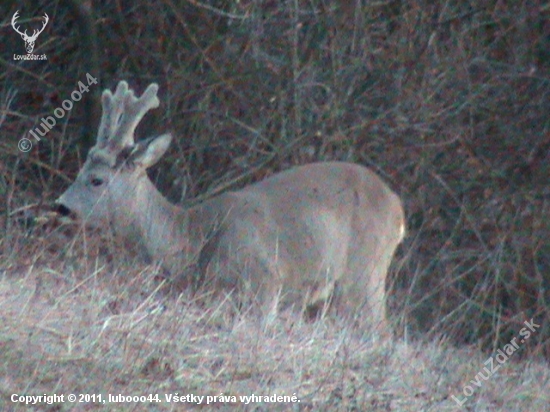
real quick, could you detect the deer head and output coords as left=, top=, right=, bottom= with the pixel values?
left=56, top=81, right=172, bottom=232
left=12, top=11, right=49, bottom=54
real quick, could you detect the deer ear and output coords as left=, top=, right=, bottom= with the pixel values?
left=132, top=133, right=172, bottom=168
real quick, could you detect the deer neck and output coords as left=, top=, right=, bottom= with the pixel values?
left=126, top=178, right=191, bottom=267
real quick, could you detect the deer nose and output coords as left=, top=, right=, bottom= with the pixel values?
left=56, top=203, right=72, bottom=217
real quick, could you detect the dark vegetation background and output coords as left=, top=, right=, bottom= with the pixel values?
left=1, top=0, right=549, bottom=357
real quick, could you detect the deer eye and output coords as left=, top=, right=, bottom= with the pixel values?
left=90, top=177, right=104, bottom=187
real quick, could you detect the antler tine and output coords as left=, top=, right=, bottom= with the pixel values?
left=96, top=81, right=126, bottom=146
left=117, top=83, right=160, bottom=144
left=96, top=81, right=160, bottom=150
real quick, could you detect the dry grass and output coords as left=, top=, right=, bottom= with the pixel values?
left=1, top=245, right=549, bottom=411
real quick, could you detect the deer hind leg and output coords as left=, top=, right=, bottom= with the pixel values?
left=333, top=259, right=390, bottom=334
left=304, top=272, right=336, bottom=320
left=365, top=267, right=389, bottom=333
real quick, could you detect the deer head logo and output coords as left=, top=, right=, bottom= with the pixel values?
left=11, top=11, right=49, bottom=54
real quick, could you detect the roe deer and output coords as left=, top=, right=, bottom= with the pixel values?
left=56, top=81, right=405, bottom=329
